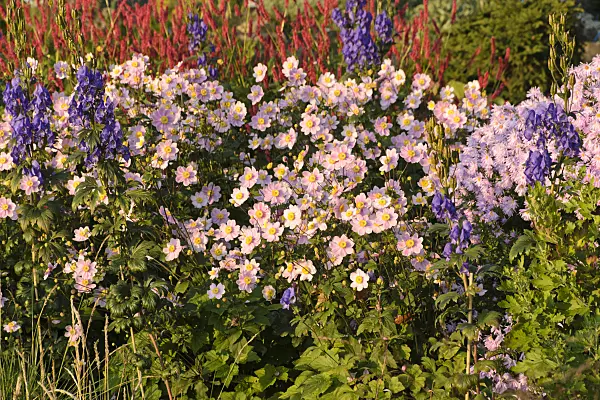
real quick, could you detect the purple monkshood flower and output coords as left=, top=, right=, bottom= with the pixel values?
left=460, top=220, right=472, bottom=245
left=69, top=65, right=129, bottom=166
left=3, top=76, right=28, bottom=117
left=442, top=242, right=453, bottom=259
left=432, top=191, right=473, bottom=259
left=280, top=287, right=296, bottom=310
left=332, top=0, right=381, bottom=71
left=450, top=224, right=461, bottom=242
left=524, top=149, right=552, bottom=184
left=522, top=102, right=582, bottom=184
left=187, top=13, right=217, bottom=78
left=187, top=13, right=208, bottom=53
left=69, top=65, right=104, bottom=128
left=374, top=11, right=393, bottom=44
left=432, top=191, right=458, bottom=221
left=3, top=76, right=56, bottom=163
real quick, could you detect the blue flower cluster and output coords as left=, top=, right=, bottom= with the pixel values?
left=332, top=0, right=382, bottom=71
left=374, top=11, right=393, bottom=44
left=187, top=13, right=207, bottom=53
left=432, top=192, right=457, bottom=221
left=187, top=13, right=217, bottom=78
left=3, top=76, right=55, bottom=164
left=432, top=192, right=472, bottom=259
left=69, top=66, right=104, bottom=128
left=69, top=66, right=129, bottom=166
left=523, top=103, right=581, bottom=184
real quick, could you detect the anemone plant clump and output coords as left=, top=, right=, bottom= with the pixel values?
left=0, top=2, right=598, bottom=399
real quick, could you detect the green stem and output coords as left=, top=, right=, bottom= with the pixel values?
left=465, top=272, right=474, bottom=400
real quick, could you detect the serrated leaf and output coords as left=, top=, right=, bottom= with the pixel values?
left=300, top=373, right=331, bottom=397
left=389, top=376, right=405, bottom=393
left=532, top=275, right=554, bottom=290
left=509, top=233, right=535, bottom=261
left=435, top=291, right=460, bottom=310
left=477, top=310, right=501, bottom=328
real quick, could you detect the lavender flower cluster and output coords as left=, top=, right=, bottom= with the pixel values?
left=453, top=57, right=600, bottom=224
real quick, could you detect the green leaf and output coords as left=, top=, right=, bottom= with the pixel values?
left=255, top=364, right=277, bottom=391
left=389, top=376, right=405, bottom=393
left=356, top=314, right=379, bottom=335
left=175, top=280, right=189, bottom=294
left=532, top=275, right=555, bottom=291
left=72, top=177, right=98, bottom=211
left=300, top=373, right=331, bottom=397
left=447, top=80, right=466, bottom=99
left=509, top=233, right=535, bottom=261
left=477, top=310, right=501, bottom=328
left=435, top=291, right=460, bottom=310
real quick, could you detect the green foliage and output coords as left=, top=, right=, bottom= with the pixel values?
left=501, top=182, right=600, bottom=396
left=443, top=0, right=583, bottom=103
